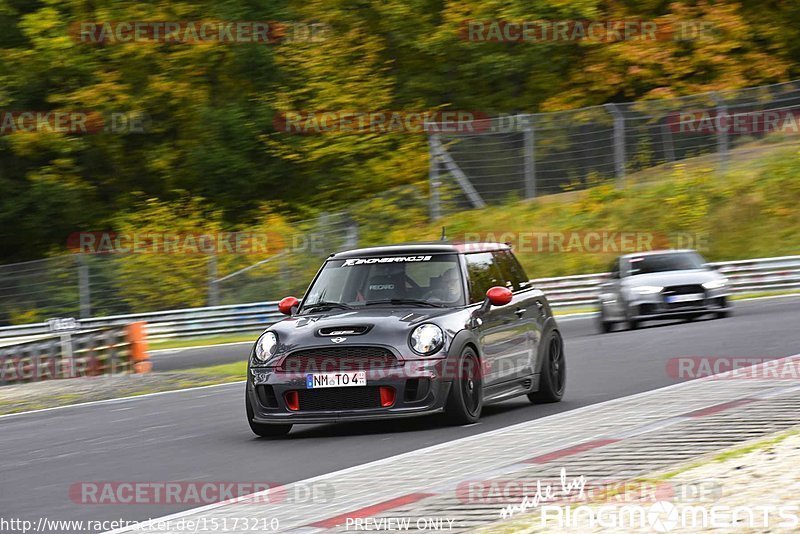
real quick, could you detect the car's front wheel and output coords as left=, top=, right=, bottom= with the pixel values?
left=444, top=348, right=483, bottom=425
left=597, top=305, right=614, bottom=334
left=529, top=330, right=566, bottom=403
left=246, top=392, right=292, bottom=438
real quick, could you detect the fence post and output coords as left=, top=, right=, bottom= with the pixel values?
left=661, top=122, right=675, bottom=163
left=429, top=133, right=442, bottom=221
left=605, top=103, right=626, bottom=188
left=207, top=253, right=219, bottom=307
left=523, top=116, right=536, bottom=198
left=712, top=92, right=729, bottom=173
left=77, top=254, right=91, bottom=319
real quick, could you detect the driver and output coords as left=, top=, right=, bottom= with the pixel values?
left=428, top=268, right=461, bottom=302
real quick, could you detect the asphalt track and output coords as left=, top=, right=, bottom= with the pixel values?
left=2, top=296, right=799, bottom=532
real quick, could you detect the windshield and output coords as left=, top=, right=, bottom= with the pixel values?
left=627, top=252, right=705, bottom=276
left=301, top=254, right=465, bottom=312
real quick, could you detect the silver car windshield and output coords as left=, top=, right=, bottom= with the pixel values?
left=628, top=252, right=705, bottom=276
left=301, top=254, right=465, bottom=311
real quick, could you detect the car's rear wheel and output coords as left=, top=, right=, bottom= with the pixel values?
left=246, top=392, right=292, bottom=438
left=444, top=348, right=482, bottom=425
left=529, top=331, right=566, bottom=404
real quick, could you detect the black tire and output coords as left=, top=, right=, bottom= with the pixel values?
left=246, top=392, right=292, bottom=438
left=529, top=330, right=566, bottom=404
left=597, top=307, right=613, bottom=334
left=716, top=310, right=730, bottom=319
left=444, top=348, right=483, bottom=425
left=624, top=303, right=639, bottom=330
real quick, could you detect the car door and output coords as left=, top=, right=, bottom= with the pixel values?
left=493, top=249, right=544, bottom=379
left=463, top=252, right=519, bottom=387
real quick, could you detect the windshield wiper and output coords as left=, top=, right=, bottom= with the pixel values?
left=303, top=301, right=353, bottom=312
left=363, top=298, right=444, bottom=308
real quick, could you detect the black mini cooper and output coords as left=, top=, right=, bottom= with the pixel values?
left=245, top=242, right=565, bottom=437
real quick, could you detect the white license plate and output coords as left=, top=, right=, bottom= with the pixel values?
left=306, top=371, right=366, bottom=389
left=666, top=293, right=704, bottom=303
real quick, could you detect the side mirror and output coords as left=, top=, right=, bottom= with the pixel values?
left=482, top=286, right=513, bottom=312
left=278, top=296, right=299, bottom=316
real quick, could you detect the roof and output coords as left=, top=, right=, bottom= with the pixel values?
left=329, top=241, right=511, bottom=259
left=620, top=249, right=697, bottom=259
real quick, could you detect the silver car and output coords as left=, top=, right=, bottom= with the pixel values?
left=597, top=250, right=731, bottom=332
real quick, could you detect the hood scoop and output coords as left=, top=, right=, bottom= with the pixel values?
left=317, top=325, right=371, bottom=337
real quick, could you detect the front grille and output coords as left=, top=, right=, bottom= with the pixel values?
left=296, top=387, right=383, bottom=411
left=663, top=284, right=705, bottom=295
left=279, top=346, right=398, bottom=373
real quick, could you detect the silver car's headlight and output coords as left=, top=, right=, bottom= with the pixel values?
left=254, top=331, right=278, bottom=362
left=633, top=285, right=663, bottom=295
left=702, top=279, right=728, bottom=290
left=410, top=324, right=444, bottom=355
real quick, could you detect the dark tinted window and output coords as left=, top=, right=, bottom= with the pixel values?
left=492, top=250, right=529, bottom=291
left=464, top=252, right=504, bottom=303
left=302, top=254, right=465, bottom=310
left=628, top=252, right=705, bottom=276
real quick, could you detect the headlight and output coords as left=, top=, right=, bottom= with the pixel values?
left=633, top=285, right=663, bottom=295
left=254, top=331, right=278, bottom=363
left=410, top=324, right=444, bottom=355
left=703, top=278, right=728, bottom=290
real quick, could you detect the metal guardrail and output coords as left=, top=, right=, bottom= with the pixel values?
left=0, top=255, right=798, bottom=341
left=0, top=302, right=284, bottom=342
left=0, top=324, right=149, bottom=385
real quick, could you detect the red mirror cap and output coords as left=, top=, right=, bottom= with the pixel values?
left=486, top=286, right=513, bottom=306
left=278, top=296, right=299, bottom=315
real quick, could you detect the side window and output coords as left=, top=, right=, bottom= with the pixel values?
left=492, top=250, right=526, bottom=291
left=619, top=258, right=630, bottom=278
left=510, top=253, right=531, bottom=289
left=464, top=252, right=503, bottom=304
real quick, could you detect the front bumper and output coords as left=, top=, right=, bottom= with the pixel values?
left=629, top=291, right=730, bottom=321
left=247, top=359, right=452, bottom=424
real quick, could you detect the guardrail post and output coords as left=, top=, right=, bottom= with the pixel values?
left=127, top=321, right=150, bottom=374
